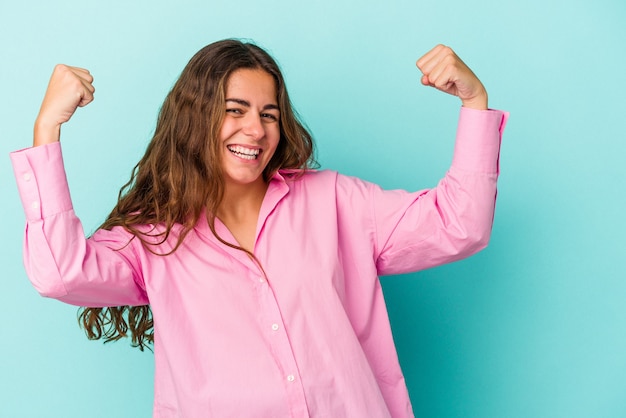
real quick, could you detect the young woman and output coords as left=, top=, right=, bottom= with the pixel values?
left=12, top=39, right=507, bottom=417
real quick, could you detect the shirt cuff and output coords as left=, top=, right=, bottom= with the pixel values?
left=451, top=107, right=509, bottom=174
left=10, top=142, right=73, bottom=221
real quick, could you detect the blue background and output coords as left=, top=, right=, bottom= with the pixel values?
left=1, top=1, right=625, bottom=417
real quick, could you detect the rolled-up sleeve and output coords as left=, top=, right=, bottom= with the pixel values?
left=10, top=142, right=148, bottom=307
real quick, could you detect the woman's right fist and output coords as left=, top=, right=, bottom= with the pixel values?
left=34, top=65, right=95, bottom=146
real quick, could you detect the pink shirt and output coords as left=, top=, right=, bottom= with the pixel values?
left=11, top=107, right=508, bottom=418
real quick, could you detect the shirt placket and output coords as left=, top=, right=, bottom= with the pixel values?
left=255, top=270, right=310, bottom=417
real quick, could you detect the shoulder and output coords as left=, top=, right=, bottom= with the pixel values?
left=280, top=169, right=384, bottom=205
left=281, top=169, right=376, bottom=187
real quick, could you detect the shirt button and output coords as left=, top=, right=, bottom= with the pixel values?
left=31, top=201, right=40, bottom=210
left=23, top=173, right=32, bottom=182
left=287, top=375, right=295, bottom=382
left=259, top=277, right=265, bottom=283
left=271, top=324, right=279, bottom=331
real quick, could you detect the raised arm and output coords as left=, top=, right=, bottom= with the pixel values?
left=12, top=66, right=147, bottom=307
left=341, top=45, right=508, bottom=275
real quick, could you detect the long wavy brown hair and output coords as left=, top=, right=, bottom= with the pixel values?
left=78, top=39, right=316, bottom=350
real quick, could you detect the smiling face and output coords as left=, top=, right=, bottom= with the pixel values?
left=219, top=68, right=281, bottom=193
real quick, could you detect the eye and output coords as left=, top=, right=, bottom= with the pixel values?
left=261, top=112, right=279, bottom=122
left=226, top=108, right=243, bottom=115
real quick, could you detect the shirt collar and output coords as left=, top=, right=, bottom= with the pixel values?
left=192, top=170, right=294, bottom=248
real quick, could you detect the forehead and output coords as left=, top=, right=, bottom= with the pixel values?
left=225, top=69, right=277, bottom=102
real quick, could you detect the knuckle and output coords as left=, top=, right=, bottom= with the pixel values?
left=443, top=54, right=458, bottom=67
left=53, top=63, right=69, bottom=74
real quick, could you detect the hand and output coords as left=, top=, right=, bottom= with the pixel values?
left=416, top=45, right=488, bottom=110
left=34, top=64, right=95, bottom=146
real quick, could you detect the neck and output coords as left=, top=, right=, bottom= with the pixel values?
left=217, top=178, right=268, bottom=223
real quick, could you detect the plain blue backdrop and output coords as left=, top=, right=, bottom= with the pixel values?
left=1, top=1, right=625, bottom=417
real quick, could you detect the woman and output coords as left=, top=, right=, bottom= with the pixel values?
left=12, top=39, right=507, bottom=417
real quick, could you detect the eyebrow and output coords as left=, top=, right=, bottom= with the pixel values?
left=226, top=98, right=279, bottom=111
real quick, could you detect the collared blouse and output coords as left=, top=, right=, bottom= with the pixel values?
left=11, top=107, right=508, bottom=418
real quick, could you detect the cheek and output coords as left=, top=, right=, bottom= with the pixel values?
left=219, top=119, right=236, bottom=142
left=268, top=133, right=281, bottom=155
left=268, top=125, right=281, bottom=146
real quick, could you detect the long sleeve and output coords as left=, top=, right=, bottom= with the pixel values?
left=336, top=107, right=508, bottom=276
left=11, top=142, right=148, bottom=307
left=378, top=107, right=508, bottom=274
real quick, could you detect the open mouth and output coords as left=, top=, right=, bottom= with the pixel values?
left=227, top=145, right=261, bottom=160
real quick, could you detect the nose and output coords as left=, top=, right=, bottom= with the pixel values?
left=242, top=113, right=264, bottom=140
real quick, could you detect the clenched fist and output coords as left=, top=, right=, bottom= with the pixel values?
left=34, top=64, right=95, bottom=147
left=416, top=45, right=488, bottom=110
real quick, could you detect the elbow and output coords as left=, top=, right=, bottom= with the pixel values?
left=441, top=215, right=493, bottom=261
left=23, top=252, right=69, bottom=300
left=469, top=227, right=492, bottom=255
left=449, top=195, right=496, bottom=258
left=27, top=271, right=69, bottom=300
left=457, top=222, right=493, bottom=258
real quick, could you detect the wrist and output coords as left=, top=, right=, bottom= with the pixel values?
left=461, top=90, right=488, bottom=110
left=33, top=117, right=61, bottom=147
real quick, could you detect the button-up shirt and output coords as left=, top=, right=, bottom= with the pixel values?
left=11, top=107, right=508, bottom=417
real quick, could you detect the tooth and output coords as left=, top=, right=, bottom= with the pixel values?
left=227, top=145, right=260, bottom=158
